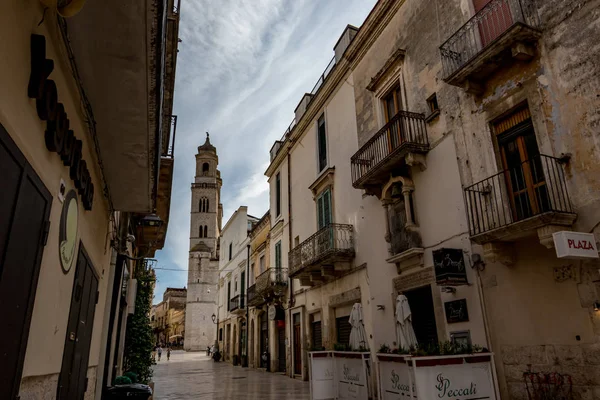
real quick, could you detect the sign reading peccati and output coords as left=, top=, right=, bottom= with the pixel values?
left=27, top=34, right=94, bottom=210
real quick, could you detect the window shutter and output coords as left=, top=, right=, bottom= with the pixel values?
left=318, top=115, right=327, bottom=172
left=323, top=189, right=332, bottom=226
left=317, top=194, right=325, bottom=229
left=275, top=242, right=281, bottom=269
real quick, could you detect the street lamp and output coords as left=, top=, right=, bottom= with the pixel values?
left=211, top=313, right=217, bottom=324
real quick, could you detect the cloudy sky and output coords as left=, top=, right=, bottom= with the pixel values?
left=153, top=0, right=377, bottom=302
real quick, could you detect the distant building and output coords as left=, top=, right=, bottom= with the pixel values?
left=184, top=134, right=222, bottom=351
left=152, top=288, right=187, bottom=346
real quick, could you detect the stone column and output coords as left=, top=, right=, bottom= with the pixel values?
left=402, top=186, right=415, bottom=228
left=382, top=200, right=393, bottom=254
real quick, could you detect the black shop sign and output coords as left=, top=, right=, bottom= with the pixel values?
left=444, top=299, right=469, bottom=323
left=433, top=248, right=468, bottom=286
left=28, top=34, right=94, bottom=210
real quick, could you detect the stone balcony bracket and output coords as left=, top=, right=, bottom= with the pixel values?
left=386, top=247, right=425, bottom=275
left=405, top=152, right=427, bottom=171
left=482, top=242, right=516, bottom=266
left=537, top=225, right=572, bottom=249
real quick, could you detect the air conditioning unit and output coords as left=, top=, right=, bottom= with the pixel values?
left=39, top=0, right=87, bottom=17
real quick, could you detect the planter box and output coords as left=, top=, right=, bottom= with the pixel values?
left=309, top=351, right=372, bottom=400
left=376, top=353, right=498, bottom=400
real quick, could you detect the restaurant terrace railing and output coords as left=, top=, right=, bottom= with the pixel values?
left=351, top=110, right=428, bottom=188
left=464, top=154, right=573, bottom=237
left=440, top=0, right=541, bottom=80
left=289, top=224, right=354, bottom=277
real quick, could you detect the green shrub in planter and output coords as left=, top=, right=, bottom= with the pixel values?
left=114, top=376, right=132, bottom=385
left=124, top=371, right=138, bottom=383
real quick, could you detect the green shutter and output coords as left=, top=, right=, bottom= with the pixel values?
left=323, top=189, right=332, bottom=226
left=317, top=193, right=325, bottom=229
left=275, top=242, right=281, bottom=269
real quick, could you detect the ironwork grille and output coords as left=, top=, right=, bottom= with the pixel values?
left=440, top=0, right=541, bottom=80
left=464, top=154, right=573, bottom=236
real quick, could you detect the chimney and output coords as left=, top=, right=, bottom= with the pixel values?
left=294, top=93, right=314, bottom=122
left=334, top=25, right=359, bottom=63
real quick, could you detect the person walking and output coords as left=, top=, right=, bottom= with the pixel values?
left=157, top=345, right=162, bottom=361
left=167, top=346, right=171, bottom=361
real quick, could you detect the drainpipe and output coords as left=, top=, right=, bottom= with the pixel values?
left=287, top=150, right=294, bottom=377
left=244, top=244, right=250, bottom=367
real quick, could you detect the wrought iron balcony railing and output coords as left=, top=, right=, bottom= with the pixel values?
left=464, top=155, right=574, bottom=238
left=256, top=268, right=288, bottom=294
left=247, top=285, right=257, bottom=305
left=351, top=110, right=428, bottom=188
left=289, top=224, right=354, bottom=277
left=229, top=295, right=240, bottom=312
left=440, top=0, right=541, bottom=81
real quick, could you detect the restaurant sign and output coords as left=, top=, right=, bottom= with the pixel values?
left=309, top=353, right=335, bottom=400
left=28, top=34, right=94, bottom=210
left=433, top=248, right=468, bottom=286
left=553, top=231, right=599, bottom=259
left=379, top=360, right=414, bottom=400
left=412, top=358, right=496, bottom=400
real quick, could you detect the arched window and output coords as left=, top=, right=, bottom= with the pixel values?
left=199, top=197, right=209, bottom=212
left=204, top=225, right=208, bottom=238
left=205, top=199, right=209, bottom=212
left=202, top=162, right=210, bottom=176
left=199, top=225, right=204, bottom=238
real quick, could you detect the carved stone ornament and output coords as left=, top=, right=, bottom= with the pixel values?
left=553, top=265, right=580, bottom=283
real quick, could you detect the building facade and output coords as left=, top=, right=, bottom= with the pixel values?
left=0, top=0, right=179, bottom=398
left=151, top=288, right=187, bottom=346
left=184, top=134, right=222, bottom=351
left=216, top=207, right=259, bottom=363
left=261, top=0, right=600, bottom=398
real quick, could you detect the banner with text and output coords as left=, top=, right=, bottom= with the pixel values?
left=334, top=356, right=369, bottom=400
left=413, top=359, right=496, bottom=400
left=309, top=353, right=335, bottom=400
left=379, top=360, right=416, bottom=400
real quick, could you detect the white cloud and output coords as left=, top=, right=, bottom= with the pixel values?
left=153, top=0, right=377, bottom=301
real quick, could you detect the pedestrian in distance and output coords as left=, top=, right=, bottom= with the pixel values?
left=167, top=346, right=171, bottom=361
left=157, top=345, right=162, bottom=361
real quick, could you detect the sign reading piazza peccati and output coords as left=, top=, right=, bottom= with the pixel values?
left=28, top=34, right=94, bottom=210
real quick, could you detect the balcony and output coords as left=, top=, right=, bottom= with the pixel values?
left=289, top=224, right=355, bottom=286
left=248, top=268, right=288, bottom=307
left=351, top=111, right=428, bottom=191
left=440, top=0, right=541, bottom=92
left=229, top=295, right=243, bottom=313
left=464, top=155, right=576, bottom=245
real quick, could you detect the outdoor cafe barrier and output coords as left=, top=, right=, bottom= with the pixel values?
left=376, top=352, right=499, bottom=400
left=309, top=351, right=372, bottom=400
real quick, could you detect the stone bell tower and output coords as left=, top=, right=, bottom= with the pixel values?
left=184, top=133, right=222, bottom=351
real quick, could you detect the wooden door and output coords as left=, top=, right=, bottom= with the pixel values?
left=293, top=313, right=302, bottom=375
left=57, top=246, right=99, bottom=400
left=0, top=124, right=52, bottom=400
left=278, top=326, right=286, bottom=372
left=383, top=85, right=402, bottom=152
left=496, top=108, right=548, bottom=221
left=405, top=285, right=438, bottom=347
left=474, top=0, right=513, bottom=47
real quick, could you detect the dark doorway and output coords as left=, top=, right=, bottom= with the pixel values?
left=336, top=317, right=352, bottom=347
left=260, top=314, right=268, bottom=368
left=0, top=124, right=52, bottom=400
left=277, top=323, right=286, bottom=372
left=293, top=313, right=302, bottom=375
left=404, top=285, right=438, bottom=347
left=312, top=320, right=322, bottom=350
left=57, top=245, right=99, bottom=400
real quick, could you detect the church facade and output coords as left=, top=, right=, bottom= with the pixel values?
left=184, top=134, right=222, bottom=351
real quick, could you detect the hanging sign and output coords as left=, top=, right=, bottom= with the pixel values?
left=433, top=248, right=468, bottom=286
left=268, top=305, right=284, bottom=320
left=553, top=231, right=599, bottom=259
left=59, top=190, right=78, bottom=273
left=444, top=299, right=469, bottom=323
left=28, top=34, right=94, bottom=210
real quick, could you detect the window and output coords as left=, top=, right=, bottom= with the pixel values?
left=229, top=243, right=232, bottom=260
left=275, top=241, right=282, bottom=270
left=317, top=114, right=327, bottom=172
left=202, top=162, right=210, bottom=175
left=240, top=271, right=245, bottom=307
left=316, top=188, right=332, bottom=229
left=250, top=263, right=255, bottom=284
left=259, top=255, right=265, bottom=273
left=427, top=93, right=439, bottom=114
left=275, top=172, right=281, bottom=217
left=199, top=197, right=209, bottom=213
left=383, top=84, right=401, bottom=123
left=204, top=225, right=208, bottom=238
left=199, top=225, right=203, bottom=238
left=227, top=281, right=231, bottom=311
left=219, top=328, right=223, bottom=341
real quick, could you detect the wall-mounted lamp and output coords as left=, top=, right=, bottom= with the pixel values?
left=441, top=286, right=457, bottom=294
left=471, top=253, right=485, bottom=271
left=211, top=313, right=217, bottom=324
left=376, top=305, right=385, bottom=311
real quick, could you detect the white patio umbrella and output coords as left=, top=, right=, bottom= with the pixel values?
left=396, top=294, right=418, bottom=350
left=348, top=303, right=369, bottom=351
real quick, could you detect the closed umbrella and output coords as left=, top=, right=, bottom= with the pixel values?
left=396, top=294, right=418, bottom=350
left=348, top=303, right=369, bottom=351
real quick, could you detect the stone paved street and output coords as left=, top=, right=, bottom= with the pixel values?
left=152, top=351, right=310, bottom=399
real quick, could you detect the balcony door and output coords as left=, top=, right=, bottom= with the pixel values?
left=316, top=189, right=333, bottom=254
left=383, top=85, right=402, bottom=151
left=474, top=0, right=513, bottom=47
left=495, top=107, right=549, bottom=222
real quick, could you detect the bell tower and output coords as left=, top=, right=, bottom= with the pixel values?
left=185, top=133, right=222, bottom=351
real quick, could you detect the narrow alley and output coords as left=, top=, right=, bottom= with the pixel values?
left=152, top=351, right=310, bottom=400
